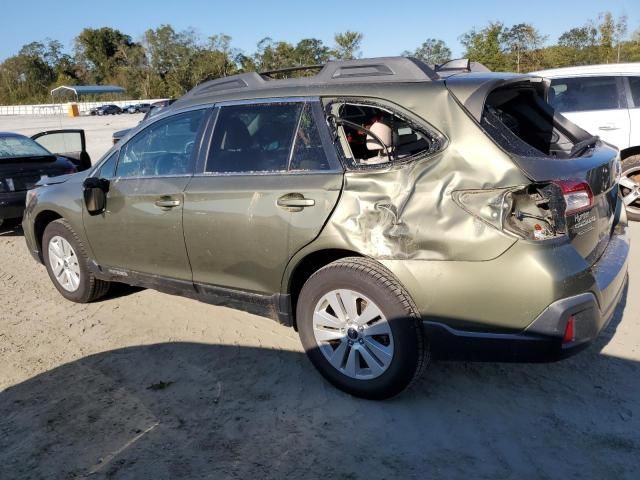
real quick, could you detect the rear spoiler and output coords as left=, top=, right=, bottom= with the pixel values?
left=434, top=59, right=491, bottom=78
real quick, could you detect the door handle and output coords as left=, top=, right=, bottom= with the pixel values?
left=598, top=124, right=620, bottom=131
left=277, top=193, right=315, bottom=209
left=154, top=199, right=181, bottom=208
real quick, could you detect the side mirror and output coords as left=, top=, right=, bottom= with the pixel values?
left=83, top=177, right=110, bottom=215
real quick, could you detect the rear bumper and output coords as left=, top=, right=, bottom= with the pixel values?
left=424, top=228, right=630, bottom=362
left=0, top=191, right=26, bottom=220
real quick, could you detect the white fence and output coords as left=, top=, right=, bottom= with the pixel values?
left=0, top=99, right=169, bottom=116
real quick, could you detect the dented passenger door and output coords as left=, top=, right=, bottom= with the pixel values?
left=183, top=99, right=343, bottom=294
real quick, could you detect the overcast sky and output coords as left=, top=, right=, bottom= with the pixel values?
left=1, top=0, right=637, bottom=61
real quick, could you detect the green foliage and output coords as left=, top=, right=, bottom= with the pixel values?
left=0, top=12, right=638, bottom=105
left=333, top=31, right=363, bottom=60
left=402, top=39, right=451, bottom=65
left=460, top=22, right=509, bottom=71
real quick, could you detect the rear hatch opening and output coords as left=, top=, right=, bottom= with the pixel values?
left=447, top=76, right=622, bottom=264
left=481, top=79, right=597, bottom=159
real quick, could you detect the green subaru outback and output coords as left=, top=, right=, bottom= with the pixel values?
left=23, top=57, right=629, bottom=399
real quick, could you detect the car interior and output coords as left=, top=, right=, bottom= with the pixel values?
left=332, top=103, right=433, bottom=166
left=208, top=103, right=302, bottom=173
left=481, top=82, right=594, bottom=158
left=116, top=111, right=204, bottom=177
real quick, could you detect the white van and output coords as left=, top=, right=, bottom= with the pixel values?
left=532, top=63, right=640, bottom=220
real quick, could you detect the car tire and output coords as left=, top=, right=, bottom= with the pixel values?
left=620, top=155, right=640, bottom=222
left=296, top=257, right=428, bottom=399
left=42, top=219, right=110, bottom=303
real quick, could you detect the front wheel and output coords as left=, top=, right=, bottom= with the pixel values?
left=42, top=219, right=110, bottom=303
left=297, top=257, right=428, bottom=399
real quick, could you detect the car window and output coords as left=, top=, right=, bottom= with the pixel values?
left=629, top=77, right=640, bottom=108
left=549, top=76, right=621, bottom=112
left=206, top=103, right=302, bottom=173
left=289, top=103, right=332, bottom=171
left=0, top=135, right=51, bottom=159
left=97, top=151, right=118, bottom=178
left=330, top=102, right=434, bottom=167
left=116, top=109, right=205, bottom=178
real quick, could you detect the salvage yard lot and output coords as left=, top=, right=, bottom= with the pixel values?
left=1, top=115, right=639, bottom=479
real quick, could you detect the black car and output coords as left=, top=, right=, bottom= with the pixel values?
left=0, top=130, right=91, bottom=228
left=95, top=105, right=122, bottom=116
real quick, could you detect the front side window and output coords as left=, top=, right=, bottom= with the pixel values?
left=206, top=103, right=302, bottom=173
left=97, top=151, right=118, bottom=178
left=549, top=76, right=622, bottom=112
left=117, top=109, right=205, bottom=178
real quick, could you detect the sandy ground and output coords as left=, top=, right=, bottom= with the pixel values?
left=0, top=115, right=639, bottom=479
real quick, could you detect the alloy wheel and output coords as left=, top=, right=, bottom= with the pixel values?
left=312, top=289, right=394, bottom=380
left=48, top=236, right=81, bottom=292
left=620, top=166, right=640, bottom=215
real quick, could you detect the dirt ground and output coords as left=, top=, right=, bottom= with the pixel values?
left=0, top=115, right=639, bottom=479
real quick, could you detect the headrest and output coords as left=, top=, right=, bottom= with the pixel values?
left=366, top=121, right=392, bottom=151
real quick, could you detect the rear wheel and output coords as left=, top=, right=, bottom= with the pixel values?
left=297, top=257, right=428, bottom=399
left=42, top=219, right=110, bottom=303
left=620, top=155, right=640, bottom=222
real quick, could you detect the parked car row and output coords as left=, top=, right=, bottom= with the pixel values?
left=112, top=99, right=177, bottom=144
left=88, top=101, right=161, bottom=116
left=15, top=57, right=629, bottom=399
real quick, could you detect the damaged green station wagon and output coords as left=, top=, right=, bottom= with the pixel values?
left=23, top=57, right=629, bottom=399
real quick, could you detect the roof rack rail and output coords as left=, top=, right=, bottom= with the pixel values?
left=260, top=65, right=324, bottom=77
left=177, top=57, right=484, bottom=103
left=434, top=58, right=491, bottom=77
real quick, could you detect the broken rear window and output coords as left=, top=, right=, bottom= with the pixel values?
left=481, top=81, right=597, bottom=159
left=327, top=102, right=438, bottom=168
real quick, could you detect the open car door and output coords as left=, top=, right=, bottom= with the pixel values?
left=31, top=129, right=91, bottom=171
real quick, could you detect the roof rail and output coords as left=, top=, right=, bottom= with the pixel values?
left=178, top=57, right=447, bottom=102
left=260, top=65, right=324, bottom=77
left=434, top=58, right=491, bottom=77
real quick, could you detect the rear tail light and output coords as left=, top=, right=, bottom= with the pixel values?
left=454, top=180, right=594, bottom=241
left=554, top=180, right=593, bottom=215
left=563, top=316, right=575, bottom=344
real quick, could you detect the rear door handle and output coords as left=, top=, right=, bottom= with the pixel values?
left=598, top=124, right=620, bottom=131
left=277, top=193, right=315, bottom=209
left=154, top=199, right=181, bottom=208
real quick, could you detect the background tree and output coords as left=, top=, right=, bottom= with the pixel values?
left=460, top=22, right=509, bottom=71
left=1, top=14, right=639, bottom=105
left=403, top=38, right=451, bottom=64
left=502, top=23, right=546, bottom=72
left=333, top=31, right=363, bottom=60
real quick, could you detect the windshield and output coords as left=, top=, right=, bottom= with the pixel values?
left=0, top=135, right=52, bottom=159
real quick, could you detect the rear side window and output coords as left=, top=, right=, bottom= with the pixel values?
left=117, top=110, right=205, bottom=178
left=549, top=77, right=622, bottom=112
left=207, top=103, right=302, bottom=173
left=629, top=77, right=640, bottom=108
left=327, top=102, right=436, bottom=168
